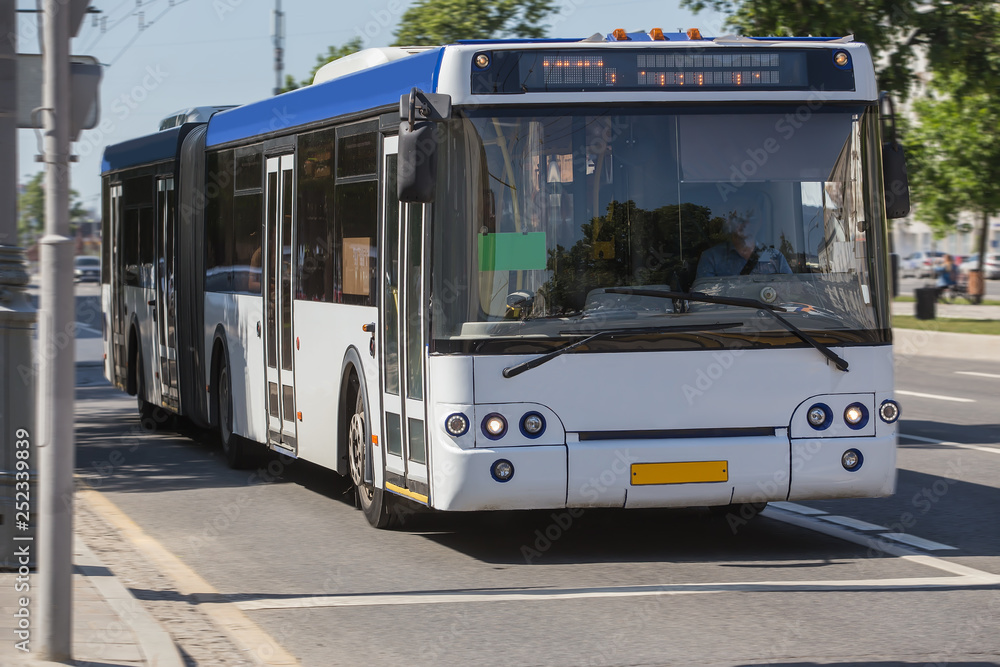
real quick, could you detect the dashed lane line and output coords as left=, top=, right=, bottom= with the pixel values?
left=896, top=390, right=975, bottom=403
left=900, top=432, right=1000, bottom=455
left=817, top=514, right=889, bottom=532
left=955, top=371, right=1000, bottom=379
left=880, top=532, right=957, bottom=552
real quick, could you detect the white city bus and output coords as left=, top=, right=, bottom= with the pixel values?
left=102, top=29, right=907, bottom=528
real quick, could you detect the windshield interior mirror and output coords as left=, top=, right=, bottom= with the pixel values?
left=398, top=88, right=452, bottom=203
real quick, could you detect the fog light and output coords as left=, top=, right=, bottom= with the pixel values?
left=844, top=403, right=868, bottom=429
left=520, top=412, right=545, bottom=438
left=491, top=459, right=514, bottom=483
left=445, top=413, right=469, bottom=437
left=841, top=448, right=863, bottom=471
left=482, top=413, right=507, bottom=439
left=879, top=399, right=900, bottom=424
left=807, top=404, right=831, bottom=430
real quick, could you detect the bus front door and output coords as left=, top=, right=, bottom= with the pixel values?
left=380, top=137, right=429, bottom=501
left=263, top=155, right=298, bottom=454
left=155, top=177, right=179, bottom=411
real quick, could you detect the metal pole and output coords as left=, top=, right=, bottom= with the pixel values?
left=37, top=0, right=74, bottom=660
left=0, top=0, right=15, bottom=247
left=273, top=0, right=283, bottom=95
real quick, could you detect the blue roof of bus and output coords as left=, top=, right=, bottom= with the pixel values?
left=101, top=123, right=198, bottom=174
left=205, top=46, right=444, bottom=147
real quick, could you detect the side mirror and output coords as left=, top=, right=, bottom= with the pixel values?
left=879, top=92, right=910, bottom=219
left=398, top=88, right=451, bottom=204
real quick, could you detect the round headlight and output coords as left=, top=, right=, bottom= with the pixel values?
left=844, top=403, right=868, bottom=429
left=879, top=399, right=900, bottom=424
left=491, top=458, right=514, bottom=482
left=445, top=413, right=469, bottom=437
left=520, top=412, right=545, bottom=438
left=806, top=404, right=831, bottom=430
left=841, top=448, right=863, bottom=471
left=482, top=413, right=507, bottom=439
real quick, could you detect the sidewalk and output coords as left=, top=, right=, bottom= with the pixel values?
left=0, top=533, right=183, bottom=666
left=891, top=300, right=1000, bottom=320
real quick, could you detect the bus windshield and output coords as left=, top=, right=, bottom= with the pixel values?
left=431, top=105, right=890, bottom=352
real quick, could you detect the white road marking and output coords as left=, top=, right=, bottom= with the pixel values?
left=770, top=501, right=827, bottom=515
left=819, top=515, right=888, bottom=532
left=880, top=532, right=957, bottom=551
left=75, top=323, right=102, bottom=336
left=896, top=390, right=975, bottom=403
left=899, top=432, right=1000, bottom=455
left=955, top=371, right=1000, bottom=379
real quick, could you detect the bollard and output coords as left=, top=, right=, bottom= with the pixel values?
left=914, top=286, right=937, bottom=320
left=0, top=246, right=37, bottom=568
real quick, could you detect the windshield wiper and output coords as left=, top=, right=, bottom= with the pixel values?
left=501, top=322, right=744, bottom=378
left=604, top=288, right=850, bottom=372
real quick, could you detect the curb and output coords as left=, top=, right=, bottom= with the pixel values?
left=75, top=534, right=185, bottom=667
left=893, top=327, right=1000, bottom=362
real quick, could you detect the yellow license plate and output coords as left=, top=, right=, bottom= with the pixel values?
left=630, top=461, right=729, bottom=486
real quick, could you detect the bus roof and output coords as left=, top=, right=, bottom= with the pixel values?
left=101, top=123, right=201, bottom=174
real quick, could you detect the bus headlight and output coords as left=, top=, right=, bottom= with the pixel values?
left=520, top=412, right=545, bottom=438
left=844, top=403, right=868, bottom=429
left=806, top=404, right=831, bottom=430
left=841, top=448, right=863, bottom=471
left=879, top=400, right=900, bottom=424
left=491, top=459, right=514, bottom=482
left=445, top=413, right=469, bottom=437
left=482, top=413, right=507, bottom=439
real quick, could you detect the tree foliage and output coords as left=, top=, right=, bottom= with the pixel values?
left=680, top=0, right=1000, bottom=99
left=17, top=172, right=90, bottom=246
left=392, top=0, right=557, bottom=46
left=279, top=38, right=363, bottom=93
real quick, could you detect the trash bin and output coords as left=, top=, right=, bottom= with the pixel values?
left=968, top=269, right=984, bottom=305
left=915, top=287, right=937, bottom=320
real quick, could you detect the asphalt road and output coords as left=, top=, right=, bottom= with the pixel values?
left=70, top=345, right=1000, bottom=666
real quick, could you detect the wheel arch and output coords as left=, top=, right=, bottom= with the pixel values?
left=208, top=324, right=231, bottom=430
left=338, top=346, right=372, bottom=480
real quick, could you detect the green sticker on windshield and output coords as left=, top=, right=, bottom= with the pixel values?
left=478, top=232, right=547, bottom=271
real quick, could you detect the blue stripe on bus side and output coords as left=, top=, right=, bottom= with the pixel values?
left=205, top=47, right=445, bottom=147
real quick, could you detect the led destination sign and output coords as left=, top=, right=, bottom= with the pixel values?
left=471, top=48, right=856, bottom=94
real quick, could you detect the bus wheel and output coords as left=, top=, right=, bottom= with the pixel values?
left=136, top=354, right=169, bottom=432
left=218, top=359, right=252, bottom=469
left=348, top=390, right=395, bottom=528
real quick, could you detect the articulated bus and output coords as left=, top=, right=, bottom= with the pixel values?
left=102, top=29, right=908, bottom=528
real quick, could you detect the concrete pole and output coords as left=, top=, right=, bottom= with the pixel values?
left=273, top=0, right=283, bottom=95
left=0, top=0, right=15, bottom=248
left=37, top=0, right=75, bottom=660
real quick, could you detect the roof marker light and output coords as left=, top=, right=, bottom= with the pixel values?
left=649, top=28, right=666, bottom=41
left=687, top=28, right=703, bottom=40
left=613, top=28, right=629, bottom=41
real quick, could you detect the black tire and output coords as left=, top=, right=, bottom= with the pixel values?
left=218, top=358, right=254, bottom=469
left=136, top=353, right=170, bottom=432
left=347, top=384, right=396, bottom=529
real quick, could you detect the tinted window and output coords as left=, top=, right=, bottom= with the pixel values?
left=235, top=149, right=262, bottom=192
left=337, top=122, right=378, bottom=178
left=233, top=193, right=262, bottom=294
left=337, top=180, right=378, bottom=306
left=205, top=150, right=235, bottom=292
left=297, top=128, right=338, bottom=302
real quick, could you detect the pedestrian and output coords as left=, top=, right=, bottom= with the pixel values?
left=935, top=254, right=956, bottom=302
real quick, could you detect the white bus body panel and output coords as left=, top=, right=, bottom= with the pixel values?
left=204, top=292, right=266, bottom=444
left=292, top=301, right=381, bottom=473
left=427, top=345, right=895, bottom=511
left=101, top=283, right=112, bottom=381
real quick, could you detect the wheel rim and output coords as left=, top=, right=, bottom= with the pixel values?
left=219, top=366, right=231, bottom=447
left=348, top=401, right=373, bottom=504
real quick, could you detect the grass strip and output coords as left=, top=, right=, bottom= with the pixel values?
left=892, top=315, right=1000, bottom=336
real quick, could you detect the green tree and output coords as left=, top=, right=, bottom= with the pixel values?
left=17, top=172, right=90, bottom=246
left=392, top=0, right=557, bottom=46
left=279, top=38, right=363, bottom=93
left=906, top=75, right=1000, bottom=278
left=681, top=0, right=1000, bottom=99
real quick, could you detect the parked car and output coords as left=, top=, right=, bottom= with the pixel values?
left=900, top=251, right=944, bottom=278
left=958, top=253, right=1000, bottom=280
left=73, top=255, right=100, bottom=283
